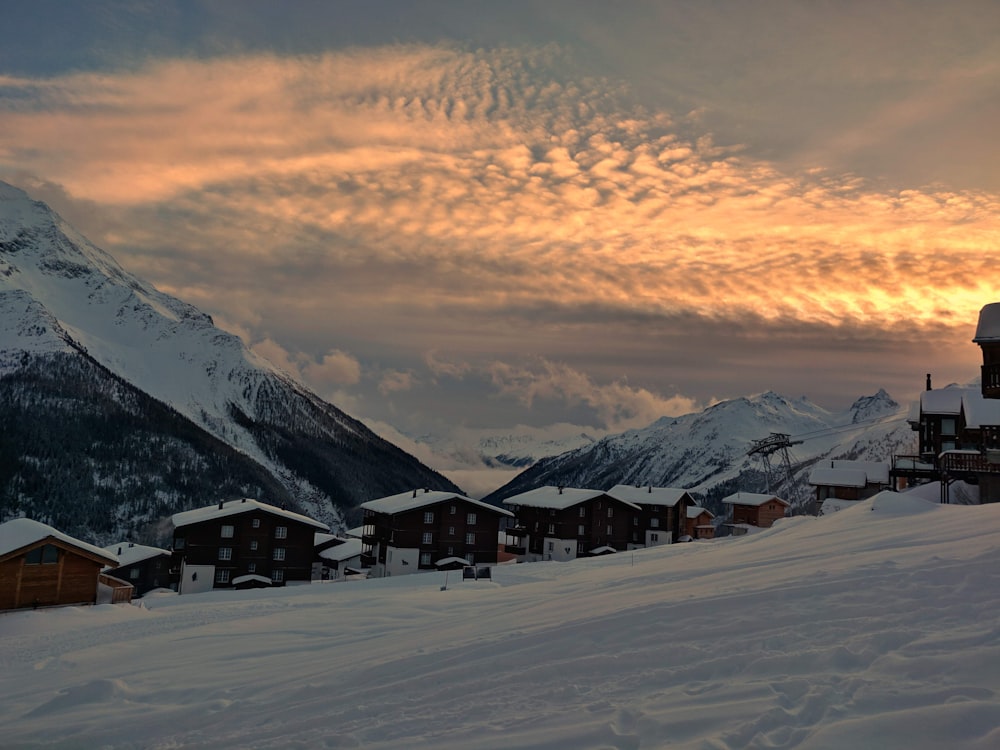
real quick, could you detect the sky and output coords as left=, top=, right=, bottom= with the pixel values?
left=2, top=490, right=1000, bottom=748
left=2, top=1, right=999, bottom=477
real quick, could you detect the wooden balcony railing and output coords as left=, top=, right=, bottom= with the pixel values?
left=983, top=363, right=1000, bottom=398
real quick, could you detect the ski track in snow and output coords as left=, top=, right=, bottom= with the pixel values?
left=2, top=496, right=1000, bottom=749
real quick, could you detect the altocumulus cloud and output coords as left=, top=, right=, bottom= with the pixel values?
left=2, top=42, right=999, bottom=431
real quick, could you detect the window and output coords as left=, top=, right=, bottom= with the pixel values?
left=578, top=525, right=585, bottom=536
left=577, top=541, right=585, bottom=553
left=422, top=532, right=433, bottom=545
left=221, top=524, right=234, bottom=538
left=25, top=544, right=60, bottom=565
left=579, top=506, right=585, bottom=517
left=248, top=563, right=256, bottom=573
left=449, top=526, right=456, bottom=537
left=250, top=540, right=258, bottom=551
left=273, top=548, right=286, bottom=561
left=424, top=512, right=434, bottom=524
left=215, top=569, right=230, bottom=584
left=447, top=546, right=454, bottom=556
left=252, top=518, right=260, bottom=528
left=219, top=547, right=232, bottom=561
left=129, top=567, right=140, bottom=580
left=651, top=533, right=659, bottom=542
left=633, top=517, right=638, bottom=526
left=650, top=517, right=659, bottom=528
left=174, top=538, right=185, bottom=550
left=606, top=525, right=612, bottom=535
left=547, top=523, right=555, bottom=535
left=420, top=552, right=432, bottom=566
left=942, top=418, right=956, bottom=435
left=467, top=512, right=477, bottom=525
left=607, top=507, right=613, bottom=518
left=450, top=505, right=456, bottom=515
left=548, top=541, right=554, bottom=551
left=466, top=532, right=475, bottom=545
left=271, top=569, right=284, bottom=583
left=275, top=526, right=288, bottom=539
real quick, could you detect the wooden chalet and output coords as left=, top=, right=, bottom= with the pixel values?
left=103, top=542, right=172, bottom=598
left=721, top=492, right=789, bottom=535
left=169, top=498, right=329, bottom=592
left=808, top=460, right=890, bottom=511
left=606, top=484, right=697, bottom=546
left=502, top=486, right=641, bottom=562
left=360, top=489, right=513, bottom=577
left=0, top=518, right=131, bottom=610
left=685, top=506, right=716, bottom=540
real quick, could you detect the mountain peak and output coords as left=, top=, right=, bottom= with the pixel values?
left=848, top=389, right=899, bottom=423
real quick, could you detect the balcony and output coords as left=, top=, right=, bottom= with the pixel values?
left=940, top=450, right=1000, bottom=476
left=503, top=544, right=526, bottom=556
left=890, top=454, right=938, bottom=481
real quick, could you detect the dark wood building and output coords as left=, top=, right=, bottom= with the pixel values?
left=0, top=518, right=125, bottom=610
left=808, top=460, right=890, bottom=511
left=502, top=486, right=641, bottom=562
left=607, top=484, right=697, bottom=546
left=360, top=490, right=513, bottom=577
left=169, top=498, right=329, bottom=592
left=103, top=542, right=172, bottom=598
left=722, top=492, right=789, bottom=534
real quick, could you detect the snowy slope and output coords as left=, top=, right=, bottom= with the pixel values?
left=0, top=181, right=458, bottom=532
left=1, top=492, right=998, bottom=749
left=484, top=389, right=915, bottom=512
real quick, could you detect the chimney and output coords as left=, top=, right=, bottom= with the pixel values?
left=648, top=485, right=652, bottom=493
left=241, top=498, right=247, bottom=503
left=117, top=546, right=122, bottom=555
left=558, top=485, right=563, bottom=494
left=413, top=489, right=418, bottom=498
left=218, top=501, right=224, bottom=510
left=128, top=542, right=134, bottom=548
left=424, top=488, right=429, bottom=493
left=926, top=373, right=932, bottom=391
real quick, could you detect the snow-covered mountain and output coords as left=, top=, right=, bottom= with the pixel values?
left=0, top=181, right=458, bottom=542
left=483, top=389, right=916, bottom=515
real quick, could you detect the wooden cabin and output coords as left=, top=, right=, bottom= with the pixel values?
left=685, top=506, right=716, bottom=540
left=722, top=492, right=789, bottom=534
left=0, top=518, right=127, bottom=610
left=360, top=490, right=512, bottom=577
left=103, top=542, right=172, bottom=597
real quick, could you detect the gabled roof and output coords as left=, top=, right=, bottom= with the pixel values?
left=721, top=491, right=789, bottom=507
left=0, top=518, right=118, bottom=564
left=171, top=498, right=329, bottom=531
left=607, top=484, right=695, bottom=508
left=808, top=467, right=868, bottom=488
left=920, top=387, right=966, bottom=415
left=502, top=486, right=641, bottom=511
left=962, top=391, right=1000, bottom=429
left=360, top=489, right=513, bottom=517
left=831, top=460, right=890, bottom=485
left=687, top=505, right=714, bottom=520
left=103, top=542, right=171, bottom=568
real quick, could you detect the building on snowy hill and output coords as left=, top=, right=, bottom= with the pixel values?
left=721, top=492, right=789, bottom=535
left=313, top=534, right=364, bottom=581
left=685, top=506, right=716, bottom=540
left=606, top=484, right=697, bottom=546
left=975, top=301, right=1000, bottom=399
left=891, top=386, right=1000, bottom=503
left=102, top=542, right=172, bottom=597
left=808, top=460, right=890, bottom=512
left=502, top=486, right=642, bottom=562
left=360, top=490, right=513, bottom=577
left=0, top=518, right=131, bottom=610
left=169, top=499, right=329, bottom=593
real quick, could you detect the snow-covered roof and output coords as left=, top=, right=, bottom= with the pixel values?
left=963, top=391, right=1000, bottom=428
left=318, top=538, right=363, bottom=562
left=232, top=574, right=271, bottom=585
left=973, top=302, right=1000, bottom=343
left=808, top=467, right=868, bottom=488
left=103, top=542, right=171, bottom=568
left=502, top=486, right=641, bottom=511
left=0, top=518, right=118, bottom=564
left=171, top=498, right=329, bottom=531
left=360, top=490, right=513, bottom=517
left=434, top=556, right=472, bottom=567
left=831, top=460, right=890, bottom=485
left=589, top=545, right=617, bottom=555
left=607, top=484, right=694, bottom=507
left=687, top=505, right=714, bottom=520
left=920, top=387, right=966, bottom=415
left=721, top=492, right=789, bottom=507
